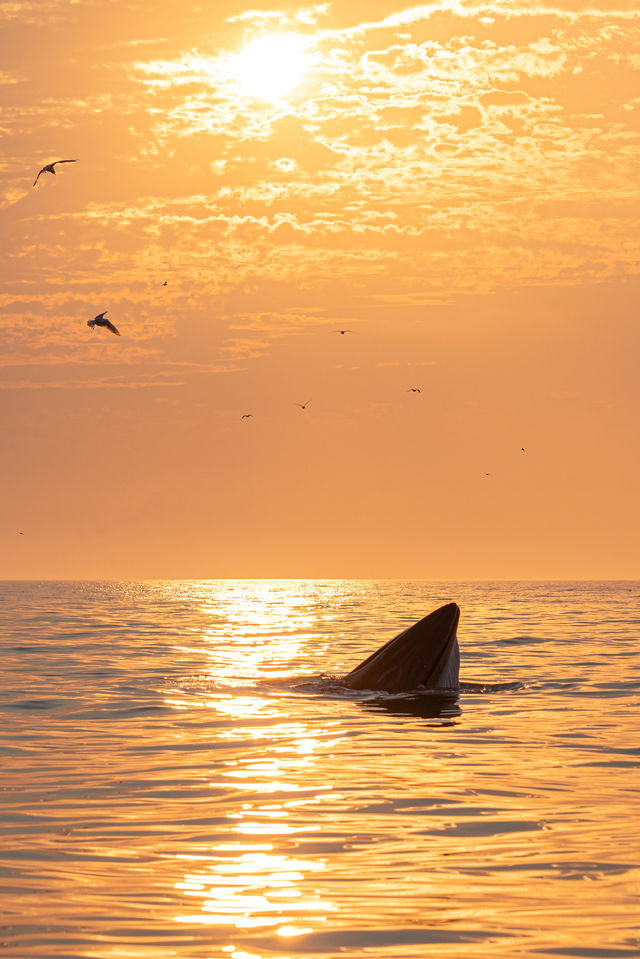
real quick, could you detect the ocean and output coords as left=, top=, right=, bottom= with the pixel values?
left=1, top=580, right=638, bottom=959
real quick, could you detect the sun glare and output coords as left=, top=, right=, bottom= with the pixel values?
left=232, top=34, right=308, bottom=101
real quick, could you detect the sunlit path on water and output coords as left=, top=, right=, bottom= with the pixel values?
left=0, top=581, right=639, bottom=958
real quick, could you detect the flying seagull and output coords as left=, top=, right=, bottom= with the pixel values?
left=335, top=329, right=352, bottom=335
left=295, top=400, right=310, bottom=410
left=162, top=280, right=167, bottom=286
left=33, top=159, right=77, bottom=187
left=407, top=388, right=421, bottom=393
left=241, top=413, right=253, bottom=419
left=87, top=311, right=120, bottom=336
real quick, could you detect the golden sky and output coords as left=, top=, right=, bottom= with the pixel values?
left=1, top=0, right=639, bottom=579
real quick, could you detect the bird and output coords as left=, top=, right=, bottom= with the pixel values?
left=241, top=414, right=254, bottom=419
left=483, top=472, right=492, bottom=477
left=335, top=329, right=352, bottom=335
left=521, top=447, right=526, bottom=452
left=162, top=281, right=167, bottom=286
left=87, top=311, right=120, bottom=336
left=407, top=388, right=421, bottom=393
left=17, top=531, right=25, bottom=535
left=33, top=159, right=77, bottom=187
left=296, top=400, right=310, bottom=410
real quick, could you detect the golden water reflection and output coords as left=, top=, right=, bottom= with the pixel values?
left=174, top=581, right=323, bottom=687
left=173, top=737, right=337, bottom=935
left=2, top=581, right=639, bottom=958
left=170, top=583, right=340, bottom=940
left=175, top=843, right=330, bottom=931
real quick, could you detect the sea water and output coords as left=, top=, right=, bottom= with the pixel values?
left=1, top=580, right=638, bottom=959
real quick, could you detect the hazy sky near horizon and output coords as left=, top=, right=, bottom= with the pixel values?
left=1, top=0, right=639, bottom=579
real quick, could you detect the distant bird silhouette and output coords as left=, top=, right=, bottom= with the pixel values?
left=87, top=311, right=120, bottom=336
left=407, top=388, right=421, bottom=393
left=162, top=281, right=167, bottom=286
left=296, top=400, right=310, bottom=410
left=241, top=414, right=253, bottom=419
left=521, top=447, right=526, bottom=452
left=17, top=531, right=24, bottom=535
left=33, top=159, right=77, bottom=187
left=335, top=329, right=352, bottom=335
left=483, top=472, right=491, bottom=476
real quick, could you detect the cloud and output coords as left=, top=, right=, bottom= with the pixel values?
left=0, top=373, right=186, bottom=390
left=2, top=0, right=638, bottom=383
left=551, top=390, right=584, bottom=400
left=227, top=4, right=330, bottom=27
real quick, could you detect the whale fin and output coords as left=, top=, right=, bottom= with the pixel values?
left=343, top=603, right=460, bottom=693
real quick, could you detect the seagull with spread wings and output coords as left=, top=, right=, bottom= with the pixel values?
left=87, top=311, right=120, bottom=336
left=33, top=159, right=78, bottom=187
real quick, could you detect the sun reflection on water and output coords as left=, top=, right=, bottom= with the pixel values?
left=167, top=583, right=340, bottom=940
left=171, top=581, right=321, bottom=688
left=174, top=843, right=331, bottom=931
left=2, top=581, right=639, bottom=958
left=173, top=728, right=337, bottom=935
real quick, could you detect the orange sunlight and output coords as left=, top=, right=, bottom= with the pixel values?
left=1, top=0, right=638, bottom=579
left=232, top=34, right=310, bottom=101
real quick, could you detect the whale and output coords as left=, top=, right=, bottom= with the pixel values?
left=342, top=602, right=461, bottom=693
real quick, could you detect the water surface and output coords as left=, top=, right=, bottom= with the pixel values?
left=1, top=580, right=638, bottom=958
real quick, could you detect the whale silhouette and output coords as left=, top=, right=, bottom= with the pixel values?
left=342, top=602, right=461, bottom=693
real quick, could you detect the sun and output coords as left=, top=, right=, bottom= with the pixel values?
left=232, top=33, right=309, bottom=101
